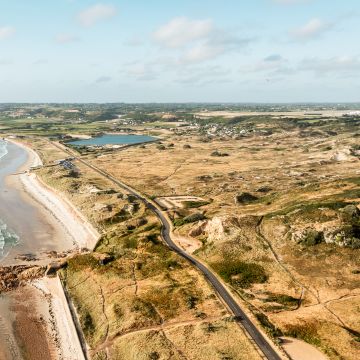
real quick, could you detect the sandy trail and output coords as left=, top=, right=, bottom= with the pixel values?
left=280, top=337, right=329, bottom=360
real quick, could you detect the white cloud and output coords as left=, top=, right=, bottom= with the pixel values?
left=182, top=43, right=223, bottom=63
left=0, top=26, right=15, bottom=40
left=153, top=17, right=253, bottom=65
left=95, top=76, right=112, bottom=83
left=240, top=55, right=297, bottom=77
left=124, top=36, right=143, bottom=47
left=176, top=65, right=231, bottom=85
left=291, top=18, right=333, bottom=41
left=123, top=63, right=158, bottom=81
left=55, top=33, right=79, bottom=44
left=181, top=32, right=253, bottom=64
left=299, top=56, right=360, bottom=75
left=264, top=54, right=283, bottom=62
left=78, top=4, right=117, bottom=27
left=0, top=58, right=12, bottom=65
left=33, top=59, right=48, bottom=65
left=153, top=17, right=213, bottom=48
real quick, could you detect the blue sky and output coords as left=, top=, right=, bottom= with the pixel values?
left=0, top=0, right=359, bottom=102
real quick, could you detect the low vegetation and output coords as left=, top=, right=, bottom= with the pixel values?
left=211, top=260, right=268, bottom=289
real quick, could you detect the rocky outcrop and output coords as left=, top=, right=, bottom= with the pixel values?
left=292, top=228, right=324, bottom=246
left=330, top=149, right=352, bottom=162
left=122, top=202, right=140, bottom=216
left=188, top=215, right=260, bottom=242
left=205, top=217, right=226, bottom=241
left=340, top=205, right=360, bottom=223
left=45, top=260, right=68, bottom=277
left=188, top=220, right=208, bottom=237
left=324, top=226, right=360, bottom=249
left=290, top=204, right=360, bottom=248
left=0, top=266, right=45, bottom=292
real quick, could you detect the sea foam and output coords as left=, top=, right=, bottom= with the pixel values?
left=0, top=219, right=19, bottom=257
left=0, top=140, right=8, bottom=161
left=0, top=141, right=19, bottom=258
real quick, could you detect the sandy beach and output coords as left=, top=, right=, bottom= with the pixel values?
left=0, top=278, right=86, bottom=360
left=14, top=139, right=99, bottom=248
left=0, top=139, right=99, bottom=266
left=0, top=139, right=98, bottom=359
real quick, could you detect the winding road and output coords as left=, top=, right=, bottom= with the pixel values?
left=52, top=141, right=283, bottom=360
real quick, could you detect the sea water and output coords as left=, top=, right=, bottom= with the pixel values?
left=68, top=134, right=157, bottom=146
left=0, top=140, right=19, bottom=260
left=0, top=139, right=7, bottom=160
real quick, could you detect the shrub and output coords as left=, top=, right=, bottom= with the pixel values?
left=67, top=254, right=99, bottom=271
left=149, top=352, right=160, bottom=360
left=131, top=298, right=159, bottom=320
left=183, top=200, right=210, bottom=209
left=264, top=293, right=299, bottom=307
left=145, top=233, right=160, bottom=245
left=255, top=312, right=282, bottom=337
left=82, top=312, right=95, bottom=337
left=143, top=222, right=160, bottom=232
left=113, top=303, right=123, bottom=319
left=284, top=322, right=322, bottom=347
left=212, top=260, right=267, bottom=288
left=234, top=192, right=258, bottom=205
left=123, top=237, right=138, bottom=249
left=211, top=150, right=229, bottom=157
left=183, top=212, right=206, bottom=223
left=174, top=212, right=206, bottom=226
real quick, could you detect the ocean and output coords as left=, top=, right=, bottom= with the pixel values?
left=68, top=134, right=157, bottom=146
left=0, top=140, right=19, bottom=260
left=0, top=139, right=8, bottom=160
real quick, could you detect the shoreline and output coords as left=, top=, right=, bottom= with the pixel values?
left=8, top=138, right=100, bottom=254
left=0, top=139, right=97, bottom=359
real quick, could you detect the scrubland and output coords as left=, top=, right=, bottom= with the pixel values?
left=20, top=113, right=360, bottom=359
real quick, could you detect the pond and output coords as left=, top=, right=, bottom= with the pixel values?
left=68, top=134, right=157, bottom=146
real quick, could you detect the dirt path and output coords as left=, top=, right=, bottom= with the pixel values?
left=91, top=316, right=224, bottom=354
left=280, top=337, right=328, bottom=360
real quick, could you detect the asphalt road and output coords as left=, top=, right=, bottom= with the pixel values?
left=53, top=142, right=282, bottom=360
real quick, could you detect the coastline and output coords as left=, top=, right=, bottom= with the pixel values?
left=6, top=138, right=100, bottom=261
left=0, top=139, right=97, bottom=359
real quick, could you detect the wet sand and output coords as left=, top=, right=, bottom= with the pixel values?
left=0, top=141, right=74, bottom=265
left=0, top=140, right=99, bottom=265
left=0, top=140, right=94, bottom=359
left=0, top=286, right=57, bottom=360
left=0, top=293, right=22, bottom=360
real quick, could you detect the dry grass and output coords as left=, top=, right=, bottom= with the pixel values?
left=23, top=138, right=262, bottom=358
left=83, top=125, right=360, bottom=358
left=23, top=121, right=360, bottom=359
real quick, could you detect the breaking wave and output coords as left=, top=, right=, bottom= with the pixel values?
left=0, top=219, right=19, bottom=258
left=0, top=140, right=8, bottom=161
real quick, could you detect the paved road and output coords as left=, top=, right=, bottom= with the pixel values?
left=53, top=142, right=282, bottom=360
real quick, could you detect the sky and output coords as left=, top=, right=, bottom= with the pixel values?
left=0, top=0, right=359, bottom=103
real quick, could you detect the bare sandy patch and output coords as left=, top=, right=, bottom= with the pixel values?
left=280, top=337, right=329, bottom=360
